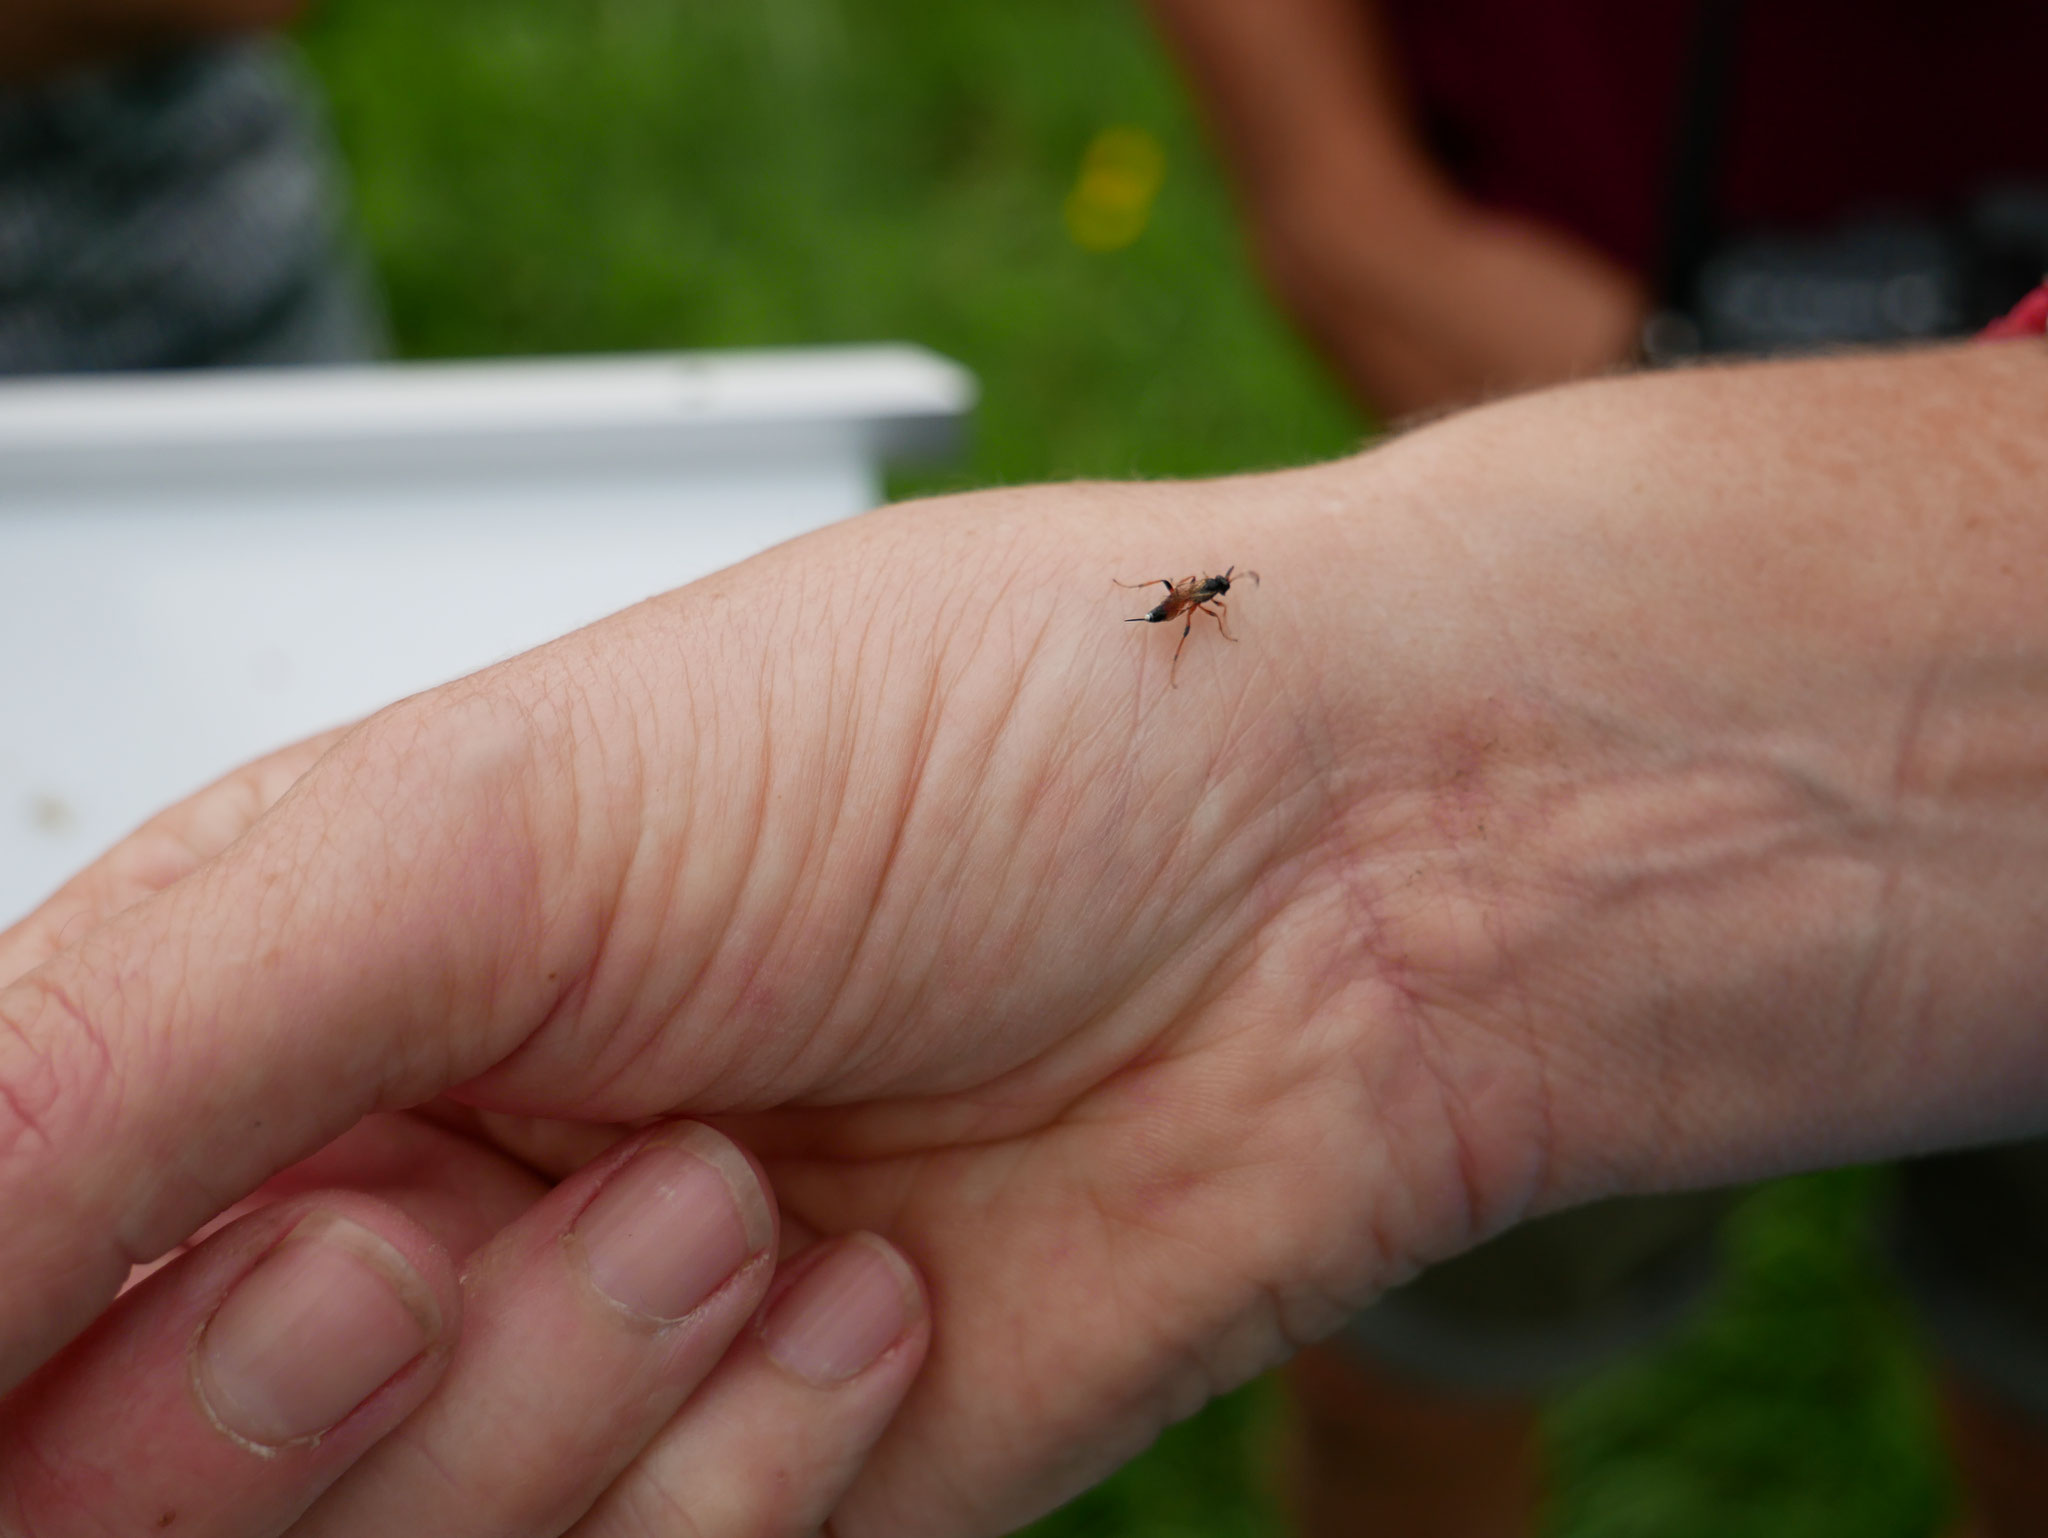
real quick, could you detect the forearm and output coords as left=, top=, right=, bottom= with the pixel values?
left=1307, top=340, right=2048, bottom=1228
left=1146, top=0, right=1643, bottom=417
left=0, top=0, right=302, bottom=84
left=1145, top=0, right=1438, bottom=218
left=1142, top=0, right=1458, bottom=328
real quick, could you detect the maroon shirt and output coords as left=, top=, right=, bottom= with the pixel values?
left=1379, top=0, right=2048, bottom=280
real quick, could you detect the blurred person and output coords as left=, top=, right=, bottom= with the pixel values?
left=0, top=0, right=380, bottom=372
left=1146, top=3, right=2048, bottom=1533
left=1146, top=0, right=2048, bottom=422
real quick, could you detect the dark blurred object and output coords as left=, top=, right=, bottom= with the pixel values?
left=1644, top=192, right=2048, bottom=361
left=0, top=37, right=382, bottom=373
left=1150, top=0, right=2048, bottom=420
left=1381, top=0, right=2048, bottom=288
left=1642, top=0, right=2048, bottom=360
left=1283, top=1342, right=1540, bottom=1538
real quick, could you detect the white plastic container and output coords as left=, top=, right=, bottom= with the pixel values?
left=0, top=345, right=974, bottom=924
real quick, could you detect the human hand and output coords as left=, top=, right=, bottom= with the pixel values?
left=0, top=749, right=931, bottom=1535
left=9, top=341, right=2048, bottom=1536
left=1, top=479, right=1472, bottom=1535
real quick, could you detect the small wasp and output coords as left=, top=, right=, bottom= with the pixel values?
left=1116, top=566, right=1259, bottom=686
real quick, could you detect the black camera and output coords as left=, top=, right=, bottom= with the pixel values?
left=1645, top=186, right=2048, bottom=361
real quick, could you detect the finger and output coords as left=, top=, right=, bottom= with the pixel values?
left=123, top=1110, right=552, bottom=1295
left=292, top=1121, right=778, bottom=1537
left=571, top=1230, right=928, bottom=1538
left=0, top=728, right=342, bottom=986
left=0, top=1192, right=457, bottom=1538
left=0, top=691, right=578, bottom=1393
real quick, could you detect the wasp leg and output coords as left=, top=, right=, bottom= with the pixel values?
left=1208, top=600, right=1238, bottom=642
left=1113, top=577, right=1175, bottom=592
left=1170, top=611, right=1195, bottom=687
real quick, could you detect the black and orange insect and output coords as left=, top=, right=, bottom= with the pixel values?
left=1116, top=566, right=1259, bottom=686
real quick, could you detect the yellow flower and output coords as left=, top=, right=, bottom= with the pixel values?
left=1064, top=126, right=1166, bottom=253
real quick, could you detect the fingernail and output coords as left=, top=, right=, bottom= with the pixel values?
left=194, top=1212, right=439, bottom=1448
left=761, top=1233, right=917, bottom=1385
left=573, top=1127, right=767, bottom=1322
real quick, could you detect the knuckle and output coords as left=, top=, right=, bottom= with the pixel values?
left=348, top=683, right=548, bottom=848
left=0, top=970, right=118, bottom=1176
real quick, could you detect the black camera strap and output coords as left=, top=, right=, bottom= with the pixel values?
left=1657, top=0, right=1746, bottom=314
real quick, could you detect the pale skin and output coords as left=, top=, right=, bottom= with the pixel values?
left=4, top=342, right=2048, bottom=1535
left=1144, top=0, right=1649, bottom=419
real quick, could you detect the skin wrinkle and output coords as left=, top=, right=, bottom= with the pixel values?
left=1434, top=714, right=1916, bottom=1194
left=339, top=759, right=486, bottom=1105
left=649, top=606, right=775, bottom=1075
left=439, top=691, right=557, bottom=1043
left=8, top=970, right=114, bottom=1136
left=1044, top=894, right=1276, bottom=1150
left=1432, top=754, right=1564, bottom=1230
left=537, top=586, right=803, bottom=1115
left=0, top=978, right=66, bottom=1164
left=348, top=690, right=560, bottom=1100
left=1102, top=1008, right=1354, bottom=1288
left=881, top=643, right=1094, bottom=1089
left=699, top=555, right=923, bottom=1104
left=1080, top=664, right=1301, bottom=971
left=1067, top=900, right=1397, bottom=1333
left=547, top=595, right=785, bottom=1108
left=1833, top=648, right=1946, bottom=1078
left=1301, top=804, right=1525, bottom=1255
left=1380, top=992, right=1497, bottom=1258
left=1130, top=794, right=1321, bottom=1046
left=1000, top=721, right=1134, bottom=988
left=808, top=563, right=960, bottom=1092
left=894, top=704, right=1307, bottom=1127
left=693, top=590, right=804, bottom=1104
left=528, top=642, right=684, bottom=1109
left=749, top=658, right=935, bottom=1103
left=794, top=549, right=1025, bottom=1100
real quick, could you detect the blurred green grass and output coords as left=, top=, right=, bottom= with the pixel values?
left=300, top=0, right=1363, bottom=493
left=296, top=2, right=1958, bottom=1532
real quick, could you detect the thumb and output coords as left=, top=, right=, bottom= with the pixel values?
left=0, top=686, right=584, bottom=1394
left=0, top=729, right=345, bottom=990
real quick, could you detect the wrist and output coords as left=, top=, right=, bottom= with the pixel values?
left=1302, top=345, right=2048, bottom=1238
